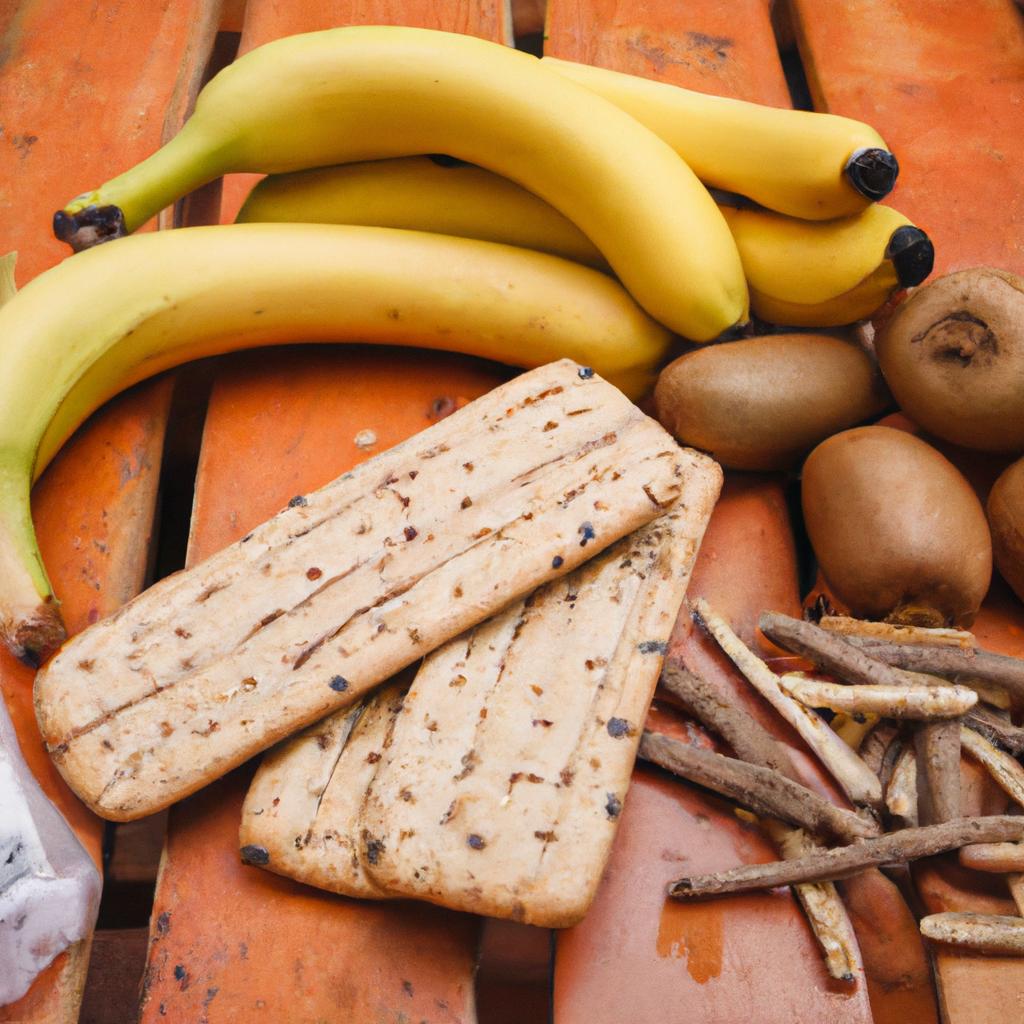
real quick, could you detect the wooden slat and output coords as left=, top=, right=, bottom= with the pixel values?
left=554, top=477, right=877, bottom=1022
left=546, top=2, right=936, bottom=1019
left=543, top=0, right=791, bottom=105
left=791, top=3, right=1024, bottom=1015
left=789, top=0, right=1024, bottom=276
left=137, top=362, right=508, bottom=1017
left=0, top=2, right=219, bottom=1018
left=138, top=347, right=504, bottom=1020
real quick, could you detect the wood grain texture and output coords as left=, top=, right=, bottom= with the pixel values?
left=0, top=0, right=222, bottom=284
left=553, top=479, right=879, bottom=1022
left=789, top=0, right=1024, bottom=276
left=545, top=1, right=933, bottom=1017
left=0, top=2, right=218, bottom=1016
left=139, top=343, right=507, bottom=1020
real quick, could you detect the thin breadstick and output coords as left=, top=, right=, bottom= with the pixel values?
left=920, top=912, right=1024, bottom=954
left=959, top=842, right=1024, bottom=874
left=762, top=821, right=863, bottom=983
left=779, top=675, right=976, bottom=720
left=668, top=816, right=1024, bottom=898
left=658, top=662, right=798, bottom=780
left=916, top=722, right=961, bottom=825
left=639, top=731, right=878, bottom=843
left=961, top=726, right=1024, bottom=808
left=965, top=707, right=1024, bottom=757
left=760, top=612, right=935, bottom=689
left=693, top=600, right=881, bottom=807
left=840, top=637, right=1024, bottom=704
left=819, top=616, right=975, bottom=648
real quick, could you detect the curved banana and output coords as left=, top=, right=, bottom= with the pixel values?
left=0, top=223, right=672, bottom=662
left=54, top=25, right=746, bottom=342
left=240, top=157, right=933, bottom=327
left=720, top=204, right=934, bottom=327
left=238, top=156, right=609, bottom=269
left=541, top=56, right=898, bottom=221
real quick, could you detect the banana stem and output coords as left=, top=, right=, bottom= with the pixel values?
left=0, top=462, right=62, bottom=663
left=56, top=122, right=226, bottom=242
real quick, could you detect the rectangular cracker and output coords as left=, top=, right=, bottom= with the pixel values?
left=240, top=453, right=720, bottom=927
left=36, top=360, right=689, bottom=820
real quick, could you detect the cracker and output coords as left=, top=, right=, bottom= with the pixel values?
left=37, top=360, right=688, bottom=820
left=242, top=452, right=720, bottom=926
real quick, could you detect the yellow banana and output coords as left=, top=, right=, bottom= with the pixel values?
left=0, top=223, right=671, bottom=662
left=239, top=157, right=933, bottom=327
left=720, top=204, right=934, bottom=327
left=238, top=156, right=609, bottom=269
left=55, top=25, right=746, bottom=342
left=541, top=56, right=898, bottom=221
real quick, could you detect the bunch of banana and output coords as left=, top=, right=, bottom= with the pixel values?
left=239, top=157, right=932, bottom=327
left=0, top=225, right=671, bottom=662
left=5, top=25, right=916, bottom=661
left=53, top=25, right=746, bottom=343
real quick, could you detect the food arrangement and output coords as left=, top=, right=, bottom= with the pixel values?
left=2, top=12, right=1024, bottom=1019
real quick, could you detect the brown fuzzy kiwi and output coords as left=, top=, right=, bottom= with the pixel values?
left=875, top=267, right=1024, bottom=452
left=652, top=333, right=890, bottom=471
left=802, top=425, right=992, bottom=627
left=987, top=456, right=1024, bottom=602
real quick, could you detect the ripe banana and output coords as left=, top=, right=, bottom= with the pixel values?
left=0, top=223, right=672, bottom=662
left=541, top=56, right=898, bottom=221
left=719, top=203, right=934, bottom=327
left=238, top=156, right=609, bottom=269
left=239, top=157, right=933, bottom=327
left=54, top=25, right=746, bottom=342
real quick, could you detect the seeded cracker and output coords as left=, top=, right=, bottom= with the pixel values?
left=241, top=453, right=720, bottom=927
left=37, top=360, right=692, bottom=820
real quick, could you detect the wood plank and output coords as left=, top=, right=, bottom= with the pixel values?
left=546, top=2, right=934, bottom=1019
left=0, top=1, right=218, bottom=1017
left=554, top=477, right=879, bottom=1023
left=791, top=3, right=1024, bottom=1016
left=543, top=0, right=790, bottom=105
left=137, top=336, right=507, bottom=1022
left=218, top=0, right=513, bottom=222
left=789, top=0, right=1024, bottom=276
left=142, top=2, right=518, bottom=1014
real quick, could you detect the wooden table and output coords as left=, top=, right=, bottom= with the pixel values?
left=1, top=1, right=1022, bottom=1021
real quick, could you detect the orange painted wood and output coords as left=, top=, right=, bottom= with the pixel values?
left=546, top=2, right=931, bottom=1020
left=0, top=1, right=218, bottom=1017
left=554, top=479, right=872, bottom=1022
left=0, top=0, right=221, bottom=284
left=138, top=348, right=504, bottom=1021
left=0, top=382, right=174, bottom=1023
left=789, top=0, right=1024, bottom=277
left=543, top=0, right=791, bottom=106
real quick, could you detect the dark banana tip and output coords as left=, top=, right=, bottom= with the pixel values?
left=845, top=147, right=900, bottom=202
left=52, top=205, right=127, bottom=252
left=886, top=225, right=935, bottom=287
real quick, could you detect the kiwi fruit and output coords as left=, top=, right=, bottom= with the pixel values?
left=987, top=456, right=1024, bottom=602
left=875, top=267, right=1024, bottom=451
left=802, top=425, right=991, bottom=627
left=653, top=333, right=890, bottom=471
